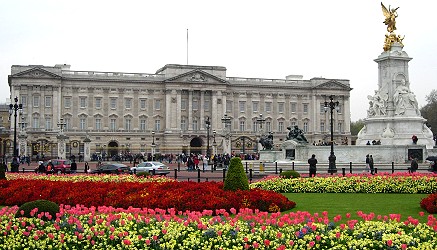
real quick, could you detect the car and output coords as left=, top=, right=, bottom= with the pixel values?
left=130, top=161, right=170, bottom=176
left=46, top=159, right=71, bottom=174
left=91, top=163, right=130, bottom=174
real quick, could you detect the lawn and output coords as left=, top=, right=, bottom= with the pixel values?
left=284, top=193, right=429, bottom=222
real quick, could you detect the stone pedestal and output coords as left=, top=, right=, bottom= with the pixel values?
left=56, top=134, right=68, bottom=160
left=357, top=43, right=434, bottom=149
left=83, top=136, right=91, bottom=162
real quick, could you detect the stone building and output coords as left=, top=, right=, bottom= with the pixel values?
left=8, top=63, right=352, bottom=160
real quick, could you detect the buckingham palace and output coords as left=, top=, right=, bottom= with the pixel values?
left=8, top=63, right=352, bottom=160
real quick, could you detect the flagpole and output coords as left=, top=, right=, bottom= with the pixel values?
left=186, top=29, right=189, bottom=65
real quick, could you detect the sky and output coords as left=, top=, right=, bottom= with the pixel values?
left=0, top=0, right=436, bottom=122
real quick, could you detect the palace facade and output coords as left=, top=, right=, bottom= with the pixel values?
left=8, top=63, right=352, bottom=160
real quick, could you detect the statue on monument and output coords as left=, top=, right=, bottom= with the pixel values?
left=286, top=125, right=308, bottom=143
left=381, top=2, right=404, bottom=51
left=259, top=132, right=274, bottom=150
left=367, top=90, right=388, bottom=116
left=393, top=79, right=420, bottom=115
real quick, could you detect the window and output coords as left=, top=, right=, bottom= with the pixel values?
left=192, top=100, right=198, bottom=110
left=181, top=99, right=187, bottom=110
left=278, top=102, right=284, bottom=113
left=110, top=98, right=117, bottom=109
left=252, top=102, right=258, bottom=112
left=338, top=122, right=343, bottom=133
left=291, top=103, right=297, bottom=113
left=266, top=121, right=271, bottom=132
left=64, top=118, right=71, bottom=130
left=125, top=98, right=132, bottom=109
left=155, top=99, right=161, bottom=110
left=20, top=96, right=27, bottom=106
left=303, top=122, right=308, bottom=133
left=155, top=120, right=161, bottom=131
left=44, top=96, right=52, bottom=108
left=80, top=118, right=87, bottom=130
left=226, top=100, right=232, bottom=113
left=278, top=121, right=284, bottom=132
left=303, top=103, right=309, bottom=113
left=32, top=117, right=39, bottom=129
left=253, top=121, right=258, bottom=132
left=140, top=119, right=147, bottom=131
left=64, top=98, right=71, bottom=109
left=110, top=118, right=117, bottom=131
left=239, top=101, right=245, bottom=113
left=337, top=104, right=342, bottom=114
left=204, top=100, right=210, bottom=111
left=265, top=102, right=272, bottom=113
left=95, top=118, right=101, bottom=131
left=320, top=103, right=326, bottom=113
left=140, top=99, right=147, bottom=109
left=33, top=96, right=40, bottom=107
left=95, top=98, right=102, bottom=109
left=181, top=118, right=187, bottom=131
left=239, top=121, right=245, bottom=132
left=80, top=97, right=87, bottom=108
left=125, top=118, right=131, bottom=131
left=192, top=119, right=198, bottom=131
left=291, top=121, right=296, bottom=127
left=45, top=118, right=52, bottom=130
left=320, top=122, right=325, bottom=132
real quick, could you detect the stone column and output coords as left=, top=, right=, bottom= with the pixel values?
left=56, top=134, right=69, bottom=160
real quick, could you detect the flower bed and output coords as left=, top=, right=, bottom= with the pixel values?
left=6, top=173, right=175, bottom=183
left=249, top=173, right=437, bottom=193
left=0, top=179, right=295, bottom=213
left=2, top=205, right=437, bottom=249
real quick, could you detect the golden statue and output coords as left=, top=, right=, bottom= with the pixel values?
left=381, top=2, right=404, bottom=51
left=381, top=2, right=398, bottom=33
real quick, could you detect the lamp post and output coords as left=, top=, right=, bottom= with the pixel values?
left=256, top=114, right=266, bottom=152
left=324, top=95, right=340, bottom=174
left=151, top=131, right=156, bottom=161
left=221, top=114, right=232, bottom=154
left=205, top=117, right=211, bottom=157
left=9, top=97, right=23, bottom=172
left=212, top=130, right=217, bottom=155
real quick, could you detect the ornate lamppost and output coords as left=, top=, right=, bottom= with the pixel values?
left=256, top=113, right=266, bottom=152
left=9, top=97, right=23, bottom=172
left=221, top=114, right=232, bottom=154
left=151, top=131, right=156, bottom=161
left=205, top=116, right=211, bottom=157
left=18, top=116, right=28, bottom=158
left=324, top=95, right=340, bottom=174
left=57, top=118, right=69, bottom=160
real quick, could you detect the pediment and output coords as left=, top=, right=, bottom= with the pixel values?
left=164, top=69, right=227, bottom=84
left=316, top=80, right=350, bottom=90
left=11, top=67, right=61, bottom=79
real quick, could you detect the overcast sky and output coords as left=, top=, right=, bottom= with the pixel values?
left=1, top=0, right=436, bottom=121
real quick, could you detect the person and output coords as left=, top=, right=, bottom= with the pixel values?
left=70, top=160, right=77, bottom=174
left=10, top=157, right=19, bottom=173
left=37, top=161, right=45, bottom=174
left=410, top=158, right=418, bottom=173
left=308, top=154, right=317, bottom=177
left=369, top=155, right=375, bottom=175
left=365, top=154, right=370, bottom=173
left=46, top=161, right=54, bottom=174
left=84, top=161, right=89, bottom=173
left=202, top=155, right=209, bottom=171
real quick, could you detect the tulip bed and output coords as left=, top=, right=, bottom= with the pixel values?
left=2, top=173, right=437, bottom=248
left=249, top=173, right=437, bottom=194
left=1, top=205, right=437, bottom=249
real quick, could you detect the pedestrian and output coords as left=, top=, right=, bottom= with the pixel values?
left=38, top=161, right=45, bottom=174
left=84, top=161, right=89, bottom=173
left=410, top=157, right=418, bottom=173
left=365, top=154, right=370, bottom=173
left=369, top=155, right=375, bottom=175
left=202, top=155, right=209, bottom=171
left=308, top=154, right=317, bottom=177
left=70, top=160, right=77, bottom=174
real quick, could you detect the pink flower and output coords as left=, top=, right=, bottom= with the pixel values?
left=387, top=240, right=393, bottom=247
left=289, top=240, right=294, bottom=246
left=315, top=235, right=321, bottom=241
left=123, top=239, right=131, bottom=245
left=145, top=239, right=151, bottom=245
left=308, top=241, right=315, bottom=248
left=264, top=239, right=270, bottom=246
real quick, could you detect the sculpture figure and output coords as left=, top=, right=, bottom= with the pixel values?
left=286, top=125, right=308, bottom=143
left=393, top=80, right=419, bottom=115
left=381, top=2, right=398, bottom=33
left=259, top=132, right=274, bottom=150
left=367, top=90, right=388, bottom=116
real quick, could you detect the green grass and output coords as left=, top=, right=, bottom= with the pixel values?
left=283, top=193, right=430, bottom=223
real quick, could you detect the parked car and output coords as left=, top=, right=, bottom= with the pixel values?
left=91, top=163, right=130, bottom=174
left=46, top=159, right=71, bottom=174
left=130, top=161, right=170, bottom=176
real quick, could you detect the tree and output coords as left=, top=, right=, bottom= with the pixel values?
left=421, top=89, right=437, bottom=135
left=350, top=119, right=365, bottom=136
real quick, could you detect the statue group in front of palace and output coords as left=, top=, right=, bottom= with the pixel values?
left=259, top=125, right=308, bottom=151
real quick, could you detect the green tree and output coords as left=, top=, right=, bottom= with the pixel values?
left=223, top=157, right=249, bottom=191
left=350, top=119, right=365, bottom=136
left=421, top=89, right=437, bottom=135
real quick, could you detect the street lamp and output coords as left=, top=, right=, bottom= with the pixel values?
left=205, top=117, right=211, bottom=157
left=9, top=96, right=23, bottom=172
left=324, top=95, right=340, bottom=174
